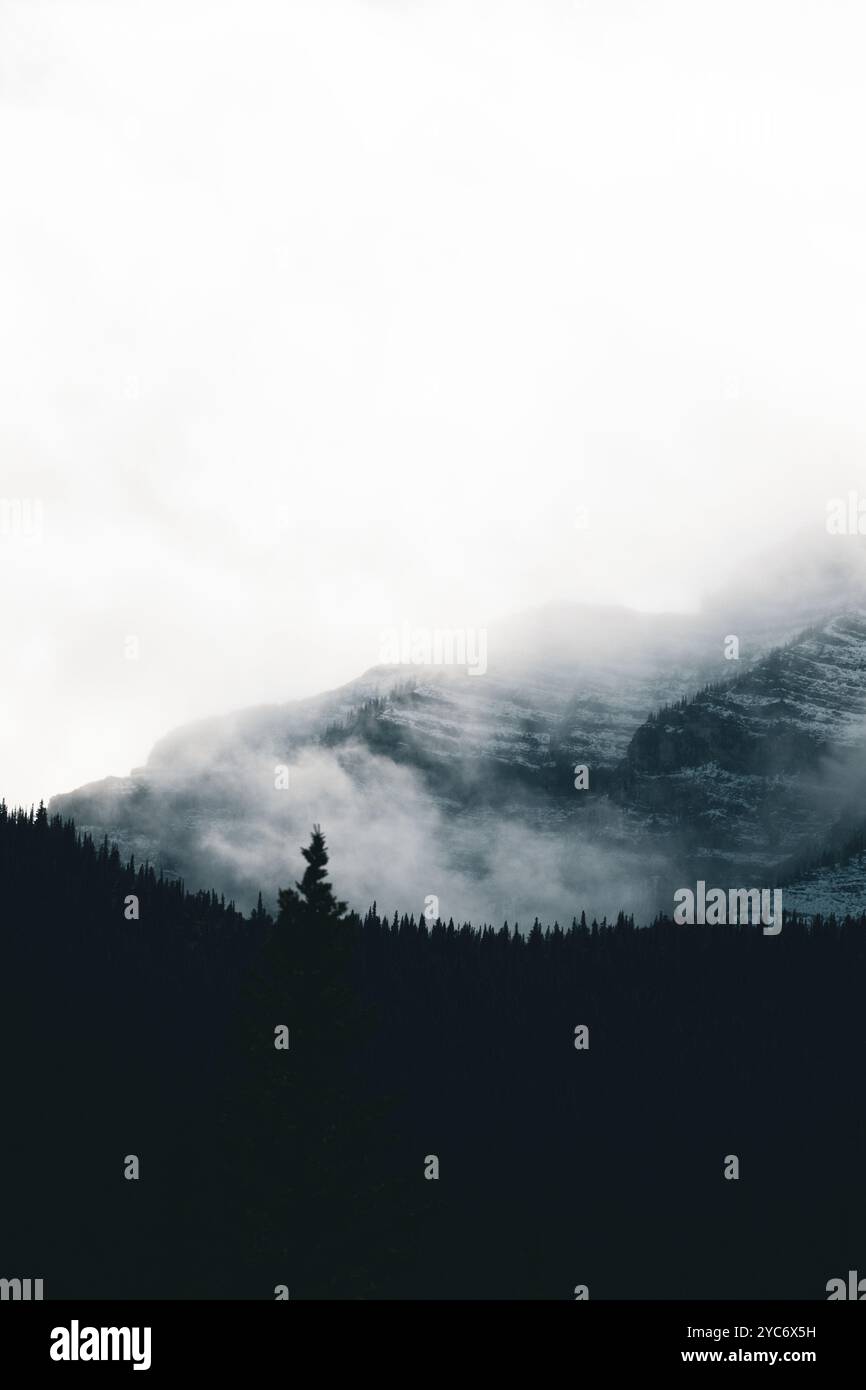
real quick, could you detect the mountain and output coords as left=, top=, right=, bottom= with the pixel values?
left=49, top=540, right=866, bottom=923
left=617, top=610, right=866, bottom=885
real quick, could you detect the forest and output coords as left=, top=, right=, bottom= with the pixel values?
left=1, top=802, right=864, bottom=1300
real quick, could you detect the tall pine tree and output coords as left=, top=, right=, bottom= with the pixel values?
left=217, top=826, right=393, bottom=1296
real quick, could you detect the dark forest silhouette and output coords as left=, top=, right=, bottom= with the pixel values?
left=1, top=802, right=864, bottom=1299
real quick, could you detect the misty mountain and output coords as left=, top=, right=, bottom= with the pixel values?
left=49, top=543, right=866, bottom=924
left=617, top=611, right=866, bottom=878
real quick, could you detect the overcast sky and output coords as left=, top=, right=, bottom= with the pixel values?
left=2, top=0, right=866, bottom=809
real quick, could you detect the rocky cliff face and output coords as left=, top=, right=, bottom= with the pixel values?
left=628, top=613, right=866, bottom=776
left=615, top=612, right=866, bottom=877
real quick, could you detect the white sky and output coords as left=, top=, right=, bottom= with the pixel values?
left=2, top=0, right=866, bottom=808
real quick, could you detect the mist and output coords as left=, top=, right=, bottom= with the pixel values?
left=4, top=0, right=866, bottom=815
left=104, top=738, right=673, bottom=925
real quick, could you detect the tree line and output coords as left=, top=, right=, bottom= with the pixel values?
left=2, top=803, right=864, bottom=1299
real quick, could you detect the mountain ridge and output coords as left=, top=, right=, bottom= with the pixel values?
left=49, top=556, right=866, bottom=922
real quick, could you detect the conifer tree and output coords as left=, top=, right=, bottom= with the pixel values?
left=221, top=826, right=394, bottom=1296
left=277, top=824, right=346, bottom=925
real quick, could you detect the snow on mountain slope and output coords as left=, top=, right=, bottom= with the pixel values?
left=47, top=540, right=866, bottom=921
left=48, top=601, right=730, bottom=917
left=784, top=852, right=866, bottom=918
left=618, top=611, right=866, bottom=879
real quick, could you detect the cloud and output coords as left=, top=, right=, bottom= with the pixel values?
left=168, top=740, right=671, bottom=925
left=5, top=0, right=866, bottom=811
